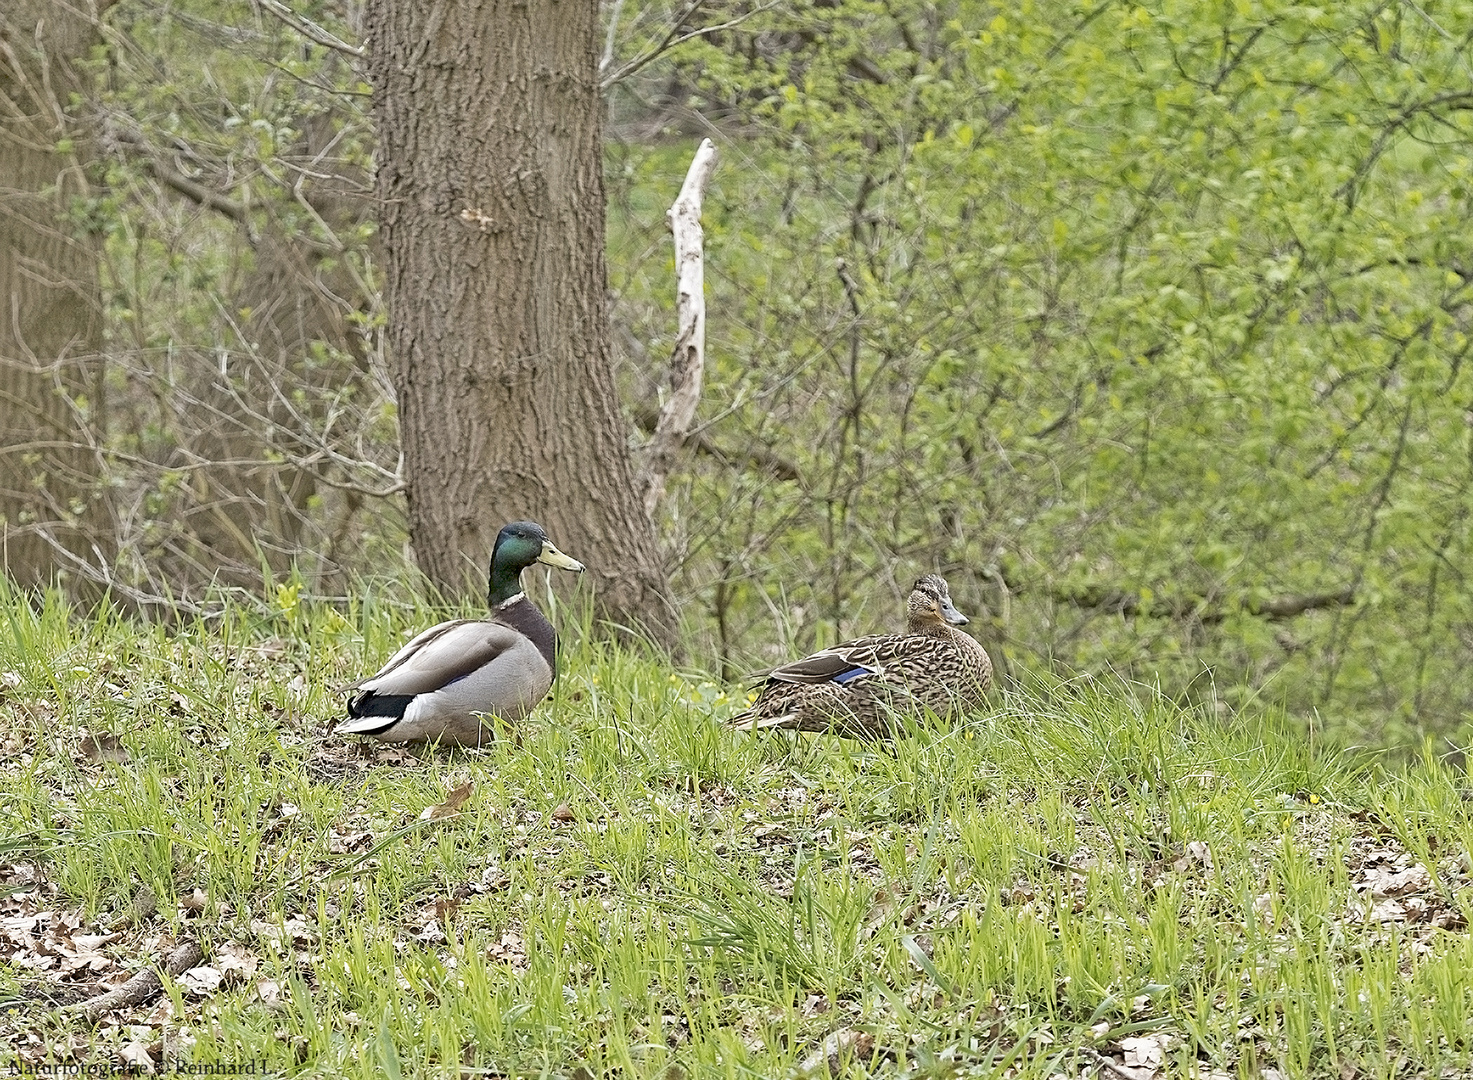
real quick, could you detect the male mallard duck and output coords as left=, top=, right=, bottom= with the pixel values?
left=729, top=574, right=992, bottom=738
left=336, top=521, right=585, bottom=747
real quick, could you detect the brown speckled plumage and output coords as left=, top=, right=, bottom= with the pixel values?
left=729, top=574, right=992, bottom=738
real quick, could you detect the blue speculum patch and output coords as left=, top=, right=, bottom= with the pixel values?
left=832, top=667, right=870, bottom=685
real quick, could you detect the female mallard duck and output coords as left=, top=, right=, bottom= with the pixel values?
left=336, top=521, right=585, bottom=747
left=729, top=574, right=992, bottom=738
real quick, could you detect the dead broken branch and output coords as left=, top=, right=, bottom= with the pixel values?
left=60, top=938, right=204, bottom=1023
left=642, top=138, right=718, bottom=516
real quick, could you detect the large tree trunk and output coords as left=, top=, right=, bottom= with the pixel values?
left=0, top=0, right=109, bottom=590
left=365, top=0, right=674, bottom=640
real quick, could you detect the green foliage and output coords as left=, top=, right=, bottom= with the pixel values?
left=34, top=0, right=1473, bottom=743
left=3, top=586, right=1473, bottom=1075
left=607, top=0, right=1473, bottom=743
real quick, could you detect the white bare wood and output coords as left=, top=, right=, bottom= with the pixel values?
left=642, top=137, right=718, bottom=515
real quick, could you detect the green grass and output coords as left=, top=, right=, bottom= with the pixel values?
left=1, top=581, right=1471, bottom=1078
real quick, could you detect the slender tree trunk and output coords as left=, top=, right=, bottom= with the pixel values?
left=365, top=0, right=674, bottom=641
left=0, top=0, right=110, bottom=589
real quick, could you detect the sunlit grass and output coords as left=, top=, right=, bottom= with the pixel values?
left=1, top=580, right=1471, bottom=1077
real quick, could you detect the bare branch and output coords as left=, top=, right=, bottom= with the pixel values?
left=600, top=0, right=626, bottom=75
left=641, top=138, right=717, bottom=516
left=1052, top=584, right=1356, bottom=624
left=600, top=2, right=783, bottom=90
left=632, top=402, right=799, bottom=481
left=252, top=0, right=364, bottom=59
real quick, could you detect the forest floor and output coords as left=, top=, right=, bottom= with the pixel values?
left=2, top=585, right=1471, bottom=1078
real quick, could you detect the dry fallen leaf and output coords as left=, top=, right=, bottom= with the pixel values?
left=80, top=731, right=129, bottom=764
left=180, top=965, right=223, bottom=996
left=798, top=1028, right=877, bottom=1076
left=118, top=1040, right=159, bottom=1073
left=421, top=781, right=474, bottom=820
left=1120, top=1032, right=1176, bottom=1068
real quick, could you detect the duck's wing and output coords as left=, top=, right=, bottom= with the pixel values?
left=422, top=638, right=553, bottom=725
left=342, top=620, right=528, bottom=697
left=338, top=619, right=469, bottom=692
left=762, top=634, right=898, bottom=685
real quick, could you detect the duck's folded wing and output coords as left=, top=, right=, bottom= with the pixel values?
left=338, top=619, right=469, bottom=691
left=344, top=621, right=527, bottom=696
left=764, top=634, right=895, bottom=685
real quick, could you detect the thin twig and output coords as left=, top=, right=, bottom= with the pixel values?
left=600, top=0, right=626, bottom=74
left=601, top=1, right=782, bottom=90
left=253, top=0, right=363, bottom=59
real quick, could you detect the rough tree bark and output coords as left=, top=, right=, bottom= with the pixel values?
left=365, top=0, right=675, bottom=641
left=0, top=0, right=110, bottom=589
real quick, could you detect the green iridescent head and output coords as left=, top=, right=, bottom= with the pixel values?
left=488, top=521, right=585, bottom=606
